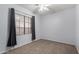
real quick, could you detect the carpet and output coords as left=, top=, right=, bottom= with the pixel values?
left=6, top=39, right=78, bottom=54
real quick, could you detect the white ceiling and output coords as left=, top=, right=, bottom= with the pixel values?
left=18, top=4, right=76, bottom=15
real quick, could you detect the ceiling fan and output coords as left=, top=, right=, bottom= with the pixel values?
left=35, top=4, right=51, bottom=12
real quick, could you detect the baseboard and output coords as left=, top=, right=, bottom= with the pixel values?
left=0, top=45, right=29, bottom=54
left=40, top=39, right=75, bottom=46
left=0, top=40, right=34, bottom=54
left=0, top=50, right=7, bottom=54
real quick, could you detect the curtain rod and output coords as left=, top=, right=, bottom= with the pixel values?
left=15, top=9, right=33, bottom=17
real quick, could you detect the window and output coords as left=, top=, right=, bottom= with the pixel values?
left=15, top=13, right=32, bottom=35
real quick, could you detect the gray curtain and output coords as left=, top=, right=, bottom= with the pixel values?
left=31, top=16, right=36, bottom=40
left=7, top=8, right=17, bottom=47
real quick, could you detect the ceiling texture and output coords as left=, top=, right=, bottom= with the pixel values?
left=18, top=4, right=76, bottom=15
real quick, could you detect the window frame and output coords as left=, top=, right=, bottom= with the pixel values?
left=15, top=13, right=32, bottom=36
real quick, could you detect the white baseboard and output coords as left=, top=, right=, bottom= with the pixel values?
left=0, top=44, right=29, bottom=54
left=0, top=40, right=35, bottom=54
left=0, top=50, right=7, bottom=54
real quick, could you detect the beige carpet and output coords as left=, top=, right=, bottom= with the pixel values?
left=6, top=39, right=78, bottom=54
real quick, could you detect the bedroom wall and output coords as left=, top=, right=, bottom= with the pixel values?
left=0, top=4, right=40, bottom=53
left=40, top=7, right=76, bottom=45
left=76, top=4, right=79, bottom=53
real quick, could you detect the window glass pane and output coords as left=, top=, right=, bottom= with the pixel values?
left=20, top=22, right=24, bottom=27
left=28, top=23, right=31, bottom=28
left=25, top=23, right=29, bottom=28
left=20, top=27, right=24, bottom=35
left=16, top=27, right=20, bottom=35
left=16, top=21, right=19, bottom=27
left=25, top=28, right=28, bottom=34
left=25, top=16, right=29, bottom=22
left=15, top=14, right=20, bottom=21
left=20, top=15, right=24, bottom=22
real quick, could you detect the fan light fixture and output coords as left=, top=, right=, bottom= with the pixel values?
left=38, top=4, right=50, bottom=12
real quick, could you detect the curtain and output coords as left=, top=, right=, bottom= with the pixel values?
left=7, top=8, right=17, bottom=47
left=31, top=16, right=36, bottom=41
